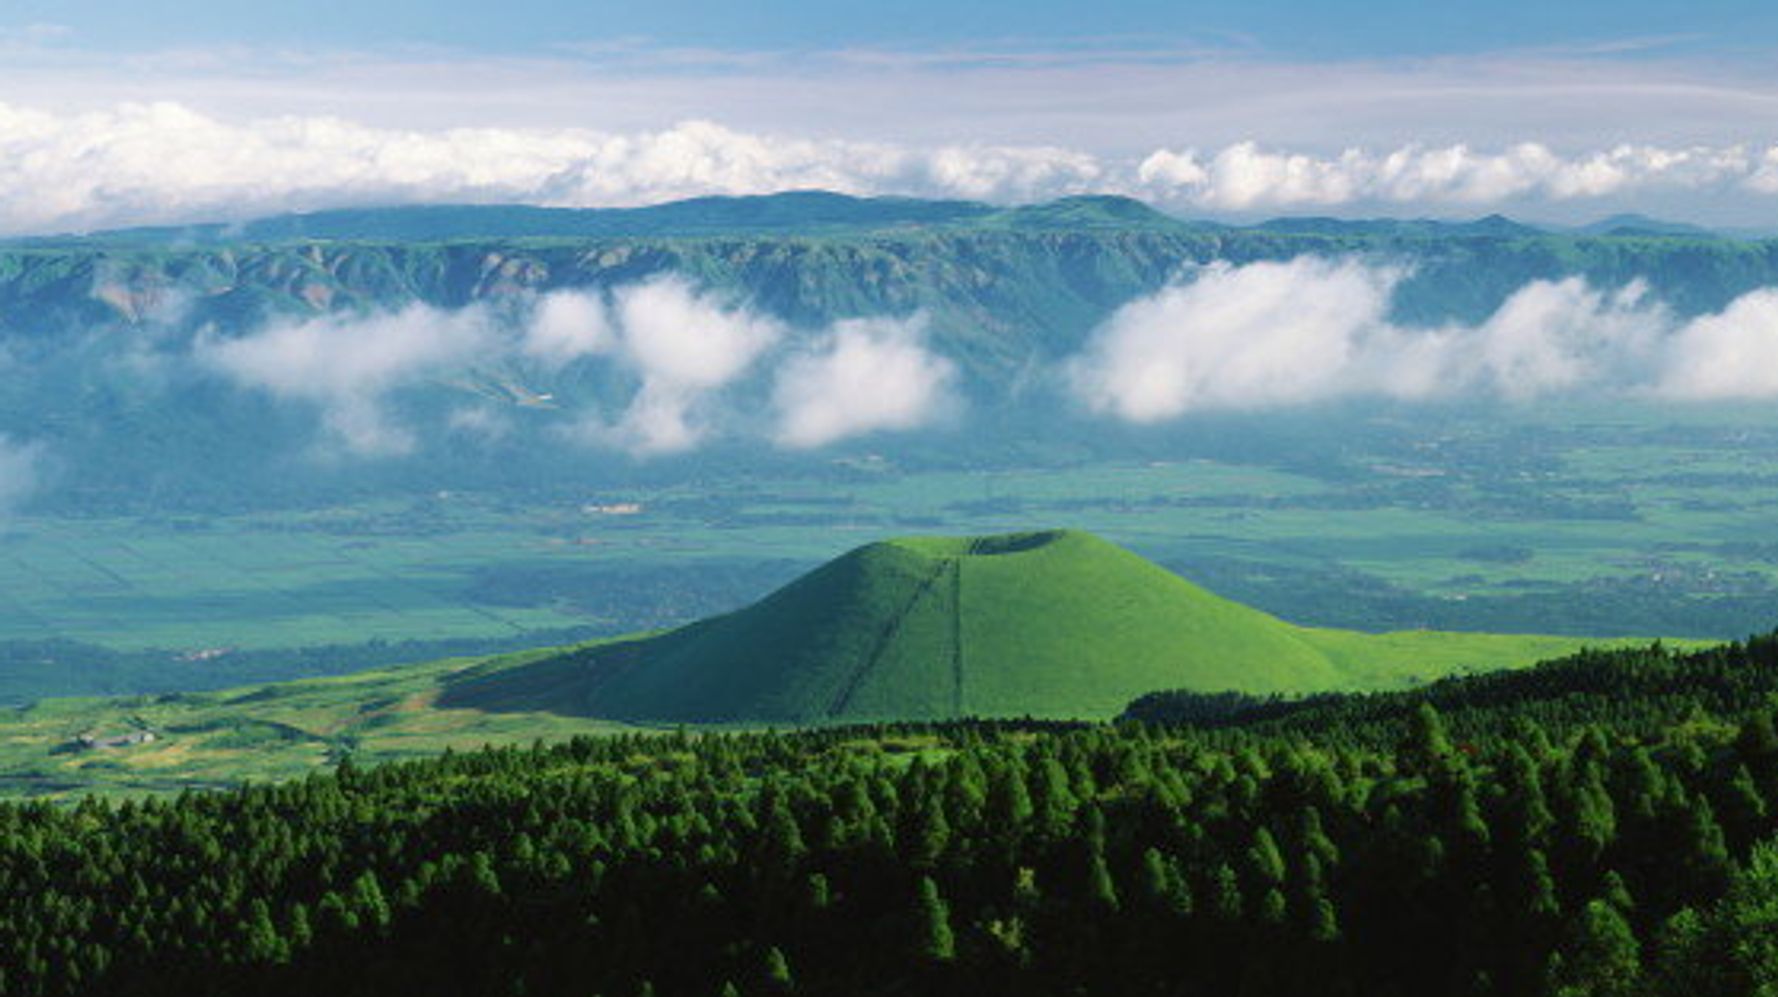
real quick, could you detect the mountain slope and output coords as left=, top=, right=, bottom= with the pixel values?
left=0, top=529, right=1691, bottom=795
left=45, top=191, right=1002, bottom=245
left=439, top=529, right=1614, bottom=723
left=12, top=191, right=1778, bottom=515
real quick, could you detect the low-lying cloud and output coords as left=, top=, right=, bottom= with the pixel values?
left=1137, top=142, right=1755, bottom=210
left=201, top=275, right=960, bottom=457
left=197, top=304, right=497, bottom=456
left=1068, top=258, right=1402, bottom=418
left=0, top=435, right=43, bottom=515
left=522, top=290, right=611, bottom=368
left=178, top=261, right=1778, bottom=457
left=600, top=277, right=784, bottom=454
left=1070, top=257, right=1778, bottom=418
left=772, top=318, right=957, bottom=448
left=1658, top=289, right=1778, bottom=400
left=13, top=100, right=1778, bottom=234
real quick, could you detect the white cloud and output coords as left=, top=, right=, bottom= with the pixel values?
left=446, top=405, right=513, bottom=441
left=595, top=276, right=782, bottom=454
left=186, top=261, right=1778, bottom=459
left=1659, top=289, right=1778, bottom=399
left=772, top=317, right=957, bottom=448
left=1137, top=141, right=1757, bottom=210
left=0, top=102, right=1103, bottom=234
left=1067, top=258, right=1728, bottom=418
left=1067, top=258, right=1403, bottom=419
left=523, top=290, right=611, bottom=367
left=6, top=97, right=1778, bottom=234
left=612, top=277, right=780, bottom=389
left=1467, top=279, right=1664, bottom=399
left=0, top=435, right=42, bottom=514
left=197, top=304, right=496, bottom=455
left=195, top=278, right=796, bottom=459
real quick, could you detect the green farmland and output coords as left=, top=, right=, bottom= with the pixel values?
left=5, top=401, right=1778, bottom=704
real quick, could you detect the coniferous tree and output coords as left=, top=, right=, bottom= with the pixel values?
left=1552, top=899, right=1641, bottom=997
left=912, top=876, right=956, bottom=964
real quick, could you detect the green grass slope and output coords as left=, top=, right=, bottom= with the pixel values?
left=441, top=529, right=1628, bottom=724
left=0, top=645, right=639, bottom=797
left=0, top=528, right=1700, bottom=796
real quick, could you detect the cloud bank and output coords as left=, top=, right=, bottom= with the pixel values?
left=196, top=304, right=497, bottom=455
left=202, top=276, right=958, bottom=457
left=0, top=103, right=1101, bottom=234
left=599, top=277, right=784, bottom=454
left=178, top=263, right=1778, bottom=457
left=1068, top=258, right=1403, bottom=418
left=1659, top=289, right=1778, bottom=400
left=772, top=318, right=957, bottom=448
left=12, top=100, right=1778, bottom=234
left=1069, top=258, right=1778, bottom=420
left=522, top=290, right=611, bottom=368
left=1136, top=142, right=1757, bottom=210
left=0, top=435, right=42, bottom=515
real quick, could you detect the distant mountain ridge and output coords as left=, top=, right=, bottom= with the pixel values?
left=52, top=191, right=996, bottom=245
left=1, top=189, right=1771, bottom=512
left=21, top=191, right=1203, bottom=246
left=1253, top=213, right=1547, bottom=239
left=21, top=190, right=1706, bottom=247
left=1572, top=213, right=1722, bottom=239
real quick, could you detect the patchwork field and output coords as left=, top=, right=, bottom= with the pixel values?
left=0, top=645, right=640, bottom=796
left=0, top=608, right=1689, bottom=799
left=3, top=402, right=1778, bottom=706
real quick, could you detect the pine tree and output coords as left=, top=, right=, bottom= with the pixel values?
left=1406, top=703, right=1454, bottom=772
left=802, top=873, right=830, bottom=913
left=986, top=760, right=1034, bottom=832
left=913, top=876, right=956, bottom=963
left=1086, top=849, right=1120, bottom=914
left=1139, top=847, right=1191, bottom=917
left=1207, top=862, right=1243, bottom=923
left=762, top=945, right=794, bottom=993
left=1551, top=899, right=1641, bottom=997
left=907, top=800, right=949, bottom=870
left=1031, top=757, right=1078, bottom=840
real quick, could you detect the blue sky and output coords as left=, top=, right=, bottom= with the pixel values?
left=0, top=2, right=1777, bottom=231
left=12, top=0, right=1778, bottom=60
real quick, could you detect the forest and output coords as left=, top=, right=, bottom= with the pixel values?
left=2, top=638, right=1776, bottom=995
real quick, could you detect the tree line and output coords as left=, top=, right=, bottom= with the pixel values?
left=3, top=638, right=1778, bottom=995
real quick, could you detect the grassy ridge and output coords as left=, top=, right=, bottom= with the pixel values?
left=0, top=529, right=1695, bottom=796
left=0, top=646, right=637, bottom=796
left=444, top=529, right=1659, bottom=724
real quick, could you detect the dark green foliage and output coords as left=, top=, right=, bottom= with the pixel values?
left=1123, top=634, right=1778, bottom=744
left=5, top=638, right=1778, bottom=995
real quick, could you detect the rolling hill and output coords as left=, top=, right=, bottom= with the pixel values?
left=0, top=528, right=1683, bottom=795
left=438, top=528, right=1624, bottom=723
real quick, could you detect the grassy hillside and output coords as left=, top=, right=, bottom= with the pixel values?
left=441, top=529, right=1652, bottom=724
left=0, top=528, right=1696, bottom=795
left=0, top=646, right=637, bottom=796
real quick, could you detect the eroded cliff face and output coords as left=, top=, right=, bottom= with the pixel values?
left=12, top=221, right=1776, bottom=352
left=5, top=199, right=1777, bottom=512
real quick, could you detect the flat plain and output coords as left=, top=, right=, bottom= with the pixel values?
left=5, top=402, right=1778, bottom=674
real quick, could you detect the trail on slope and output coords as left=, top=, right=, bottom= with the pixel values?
left=826, top=560, right=953, bottom=718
